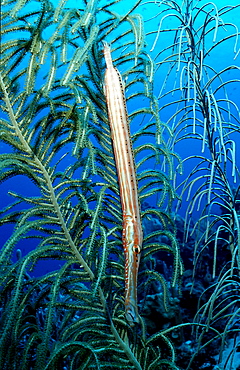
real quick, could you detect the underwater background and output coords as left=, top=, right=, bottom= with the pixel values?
left=0, top=0, right=240, bottom=369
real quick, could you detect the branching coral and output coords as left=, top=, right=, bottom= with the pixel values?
left=2, top=0, right=239, bottom=368
left=147, top=0, right=240, bottom=367
left=0, top=0, right=182, bottom=369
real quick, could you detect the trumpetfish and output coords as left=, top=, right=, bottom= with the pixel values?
left=103, top=41, right=143, bottom=326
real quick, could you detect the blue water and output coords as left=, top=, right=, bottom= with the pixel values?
left=0, top=0, right=240, bottom=276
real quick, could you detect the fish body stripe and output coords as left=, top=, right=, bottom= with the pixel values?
left=103, top=41, right=143, bottom=325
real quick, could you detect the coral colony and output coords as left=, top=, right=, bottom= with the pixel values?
left=0, top=0, right=240, bottom=369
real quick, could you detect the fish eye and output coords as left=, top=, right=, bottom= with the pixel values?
left=133, top=245, right=141, bottom=254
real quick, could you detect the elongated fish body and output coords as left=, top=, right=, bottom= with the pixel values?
left=103, top=41, right=143, bottom=325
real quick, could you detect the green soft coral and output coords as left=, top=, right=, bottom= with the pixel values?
left=0, top=0, right=181, bottom=369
